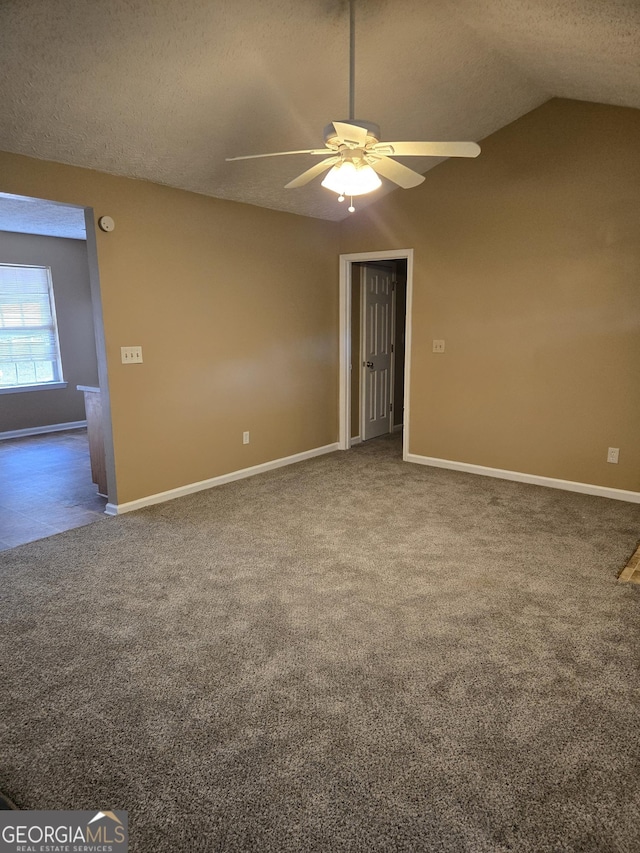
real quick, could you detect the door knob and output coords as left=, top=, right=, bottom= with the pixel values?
left=366, top=361, right=374, bottom=369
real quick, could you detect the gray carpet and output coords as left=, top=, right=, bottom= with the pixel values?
left=1, top=434, right=639, bottom=852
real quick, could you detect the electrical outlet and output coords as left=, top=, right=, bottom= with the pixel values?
left=243, top=431, right=250, bottom=445
left=432, top=340, right=445, bottom=353
left=607, top=447, right=619, bottom=464
left=121, top=346, right=143, bottom=364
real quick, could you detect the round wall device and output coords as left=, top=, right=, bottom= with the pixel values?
left=98, top=216, right=115, bottom=232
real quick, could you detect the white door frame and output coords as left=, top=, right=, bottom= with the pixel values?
left=338, top=248, right=414, bottom=460
left=84, top=207, right=117, bottom=505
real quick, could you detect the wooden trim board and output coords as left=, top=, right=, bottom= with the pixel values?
left=618, top=543, right=640, bottom=584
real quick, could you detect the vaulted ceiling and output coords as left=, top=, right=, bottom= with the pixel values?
left=0, top=0, right=638, bottom=221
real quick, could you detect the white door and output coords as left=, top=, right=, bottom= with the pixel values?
left=361, top=264, right=394, bottom=441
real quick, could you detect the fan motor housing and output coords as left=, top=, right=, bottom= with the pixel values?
left=324, top=120, right=381, bottom=147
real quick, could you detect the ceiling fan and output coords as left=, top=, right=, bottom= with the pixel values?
left=226, top=0, right=480, bottom=211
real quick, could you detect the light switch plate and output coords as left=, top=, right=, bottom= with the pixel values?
left=121, top=346, right=143, bottom=364
left=432, top=340, right=445, bottom=353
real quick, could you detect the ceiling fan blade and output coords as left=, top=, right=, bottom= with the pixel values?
left=332, top=121, right=368, bottom=148
left=226, top=149, right=331, bottom=162
left=285, top=157, right=340, bottom=189
left=373, top=141, right=481, bottom=159
left=369, top=156, right=425, bottom=189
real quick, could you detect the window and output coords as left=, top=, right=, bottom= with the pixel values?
left=0, top=264, right=65, bottom=391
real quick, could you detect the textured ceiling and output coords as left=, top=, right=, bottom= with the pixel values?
left=0, top=0, right=638, bottom=222
left=0, top=193, right=86, bottom=240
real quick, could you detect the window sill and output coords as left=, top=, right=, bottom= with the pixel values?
left=0, top=382, right=68, bottom=396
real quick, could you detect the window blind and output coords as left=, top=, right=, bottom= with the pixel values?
left=0, top=264, right=63, bottom=388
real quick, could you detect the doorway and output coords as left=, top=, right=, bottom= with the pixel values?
left=352, top=259, right=407, bottom=442
left=0, top=193, right=115, bottom=548
left=338, top=249, right=413, bottom=458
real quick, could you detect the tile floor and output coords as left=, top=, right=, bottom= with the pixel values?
left=0, top=429, right=107, bottom=551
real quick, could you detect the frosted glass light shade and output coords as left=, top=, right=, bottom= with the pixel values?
left=321, top=161, right=382, bottom=196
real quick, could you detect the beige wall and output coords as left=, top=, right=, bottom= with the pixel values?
left=0, top=231, right=98, bottom=432
left=340, top=99, right=640, bottom=492
left=0, top=152, right=340, bottom=502
left=2, top=96, right=638, bottom=502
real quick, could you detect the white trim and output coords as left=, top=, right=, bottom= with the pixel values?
left=359, top=266, right=366, bottom=442
left=339, top=249, right=413, bottom=456
left=0, top=263, right=65, bottom=390
left=406, top=453, right=640, bottom=504
left=338, top=259, right=352, bottom=451
left=0, top=420, right=87, bottom=440
left=402, top=254, right=413, bottom=462
left=393, top=423, right=403, bottom=433
left=105, top=442, right=340, bottom=516
left=84, top=207, right=117, bottom=505
left=0, top=381, right=68, bottom=395
left=389, top=278, right=397, bottom=436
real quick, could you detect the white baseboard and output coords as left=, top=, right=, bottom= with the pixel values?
left=393, top=423, right=404, bottom=433
left=406, top=453, right=640, bottom=504
left=105, top=441, right=340, bottom=516
left=0, top=420, right=87, bottom=441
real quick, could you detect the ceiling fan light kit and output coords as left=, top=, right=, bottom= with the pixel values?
left=321, top=159, right=382, bottom=197
left=225, top=0, right=480, bottom=213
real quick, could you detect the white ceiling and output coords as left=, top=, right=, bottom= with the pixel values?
left=0, top=194, right=87, bottom=240
left=0, top=0, right=638, bottom=222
